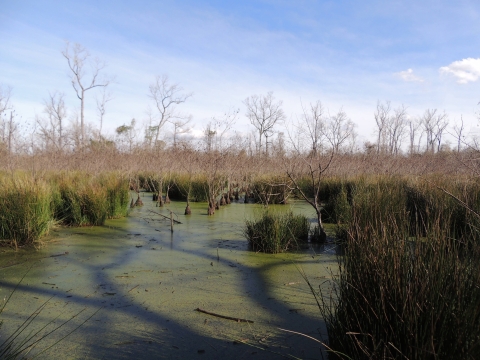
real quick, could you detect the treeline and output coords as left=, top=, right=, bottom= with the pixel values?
left=0, top=43, right=477, bottom=157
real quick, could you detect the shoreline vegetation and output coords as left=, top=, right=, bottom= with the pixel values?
left=1, top=149, right=480, bottom=358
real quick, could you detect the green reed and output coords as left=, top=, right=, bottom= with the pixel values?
left=244, top=210, right=309, bottom=253
left=317, top=175, right=480, bottom=359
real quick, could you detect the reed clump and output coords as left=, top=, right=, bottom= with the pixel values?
left=54, top=173, right=129, bottom=226
left=244, top=210, right=309, bottom=253
left=0, top=172, right=130, bottom=246
left=0, top=175, right=54, bottom=247
left=318, top=175, right=480, bottom=359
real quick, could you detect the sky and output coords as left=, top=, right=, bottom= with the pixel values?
left=1, top=0, right=480, bottom=146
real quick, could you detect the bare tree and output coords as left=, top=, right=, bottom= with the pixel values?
left=387, top=105, right=408, bottom=155
left=422, top=109, right=448, bottom=153
left=374, top=100, right=391, bottom=154
left=0, top=85, right=12, bottom=117
left=203, top=108, right=238, bottom=152
left=284, top=106, right=353, bottom=240
left=285, top=150, right=334, bottom=242
left=36, top=91, right=68, bottom=151
left=244, top=92, right=285, bottom=156
left=96, top=88, right=113, bottom=139
left=408, top=118, right=422, bottom=155
left=0, top=85, right=12, bottom=153
left=148, top=75, right=192, bottom=147
left=325, top=108, right=356, bottom=153
left=299, top=100, right=326, bottom=156
left=0, top=110, right=19, bottom=155
left=170, top=115, right=192, bottom=148
left=452, top=116, right=465, bottom=152
left=62, top=42, right=112, bottom=147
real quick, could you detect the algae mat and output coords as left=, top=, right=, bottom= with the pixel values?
left=0, top=196, right=337, bottom=359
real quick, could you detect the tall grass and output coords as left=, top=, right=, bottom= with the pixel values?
left=53, top=173, right=130, bottom=226
left=318, top=175, right=480, bottom=359
left=244, top=210, right=309, bottom=253
left=0, top=172, right=130, bottom=246
left=0, top=175, right=54, bottom=247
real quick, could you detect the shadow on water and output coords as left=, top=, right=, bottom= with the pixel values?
left=0, top=197, right=338, bottom=359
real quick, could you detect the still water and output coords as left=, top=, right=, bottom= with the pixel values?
left=0, top=195, right=337, bottom=359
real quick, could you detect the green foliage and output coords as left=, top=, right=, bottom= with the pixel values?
left=244, top=210, right=309, bottom=253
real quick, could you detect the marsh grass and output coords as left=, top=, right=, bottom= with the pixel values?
left=0, top=175, right=54, bottom=247
left=244, top=210, right=309, bottom=253
left=101, top=173, right=130, bottom=219
left=317, top=175, right=480, bottom=359
left=0, top=172, right=130, bottom=245
left=168, top=173, right=209, bottom=202
left=53, top=173, right=129, bottom=226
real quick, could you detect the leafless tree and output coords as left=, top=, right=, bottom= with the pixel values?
left=62, top=42, right=112, bottom=147
left=325, top=108, right=356, bottom=153
left=374, top=100, right=391, bottom=154
left=244, top=92, right=285, bottom=156
left=299, top=100, right=326, bottom=156
left=387, top=105, right=408, bottom=155
left=422, top=109, right=448, bottom=153
left=203, top=108, right=238, bottom=152
left=170, top=115, right=192, bottom=148
left=452, top=116, right=465, bottom=152
left=36, top=91, right=68, bottom=151
left=0, top=85, right=12, bottom=117
left=96, top=88, right=113, bottom=139
left=282, top=102, right=349, bottom=241
left=272, top=131, right=286, bottom=157
left=0, top=85, right=13, bottom=153
left=408, top=117, right=423, bottom=155
left=0, top=110, right=19, bottom=155
left=148, top=75, right=192, bottom=147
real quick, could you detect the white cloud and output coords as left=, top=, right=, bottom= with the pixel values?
left=440, top=58, right=480, bottom=84
left=395, top=68, right=424, bottom=82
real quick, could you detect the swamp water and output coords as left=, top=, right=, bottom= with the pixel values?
left=0, top=195, right=337, bottom=359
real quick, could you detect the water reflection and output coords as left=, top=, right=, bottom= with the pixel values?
left=0, top=197, right=338, bottom=359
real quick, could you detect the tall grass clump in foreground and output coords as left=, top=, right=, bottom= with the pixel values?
left=319, top=176, right=480, bottom=359
left=52, top=172, right=130, bottom=226
left=0, top=175, right=54, bottom=247
left=102, top=173, right=130, bottom=218
left=244, top=210, right=309, bottom=253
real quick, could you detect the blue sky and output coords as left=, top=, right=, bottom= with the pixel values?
left=2, top=0, right=480, bottom=145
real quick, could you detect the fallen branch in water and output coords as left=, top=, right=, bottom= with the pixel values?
left=149, top=210, right=182, bottom=224
left=195, top=308, right=254, bottom=323
left=128, top=285, right=139, bottom=293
